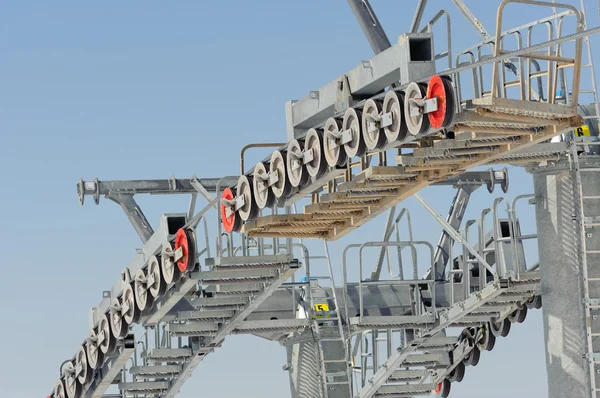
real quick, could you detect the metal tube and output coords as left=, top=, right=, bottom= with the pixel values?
left=240, top=143, right=286, bottom=175
left=347, top=0, right=392, bottom=54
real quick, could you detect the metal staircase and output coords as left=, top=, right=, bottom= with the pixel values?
left=343, top=191, right=542, bottom=398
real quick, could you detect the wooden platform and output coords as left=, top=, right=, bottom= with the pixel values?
left=243, top=101, right=581, bottom=240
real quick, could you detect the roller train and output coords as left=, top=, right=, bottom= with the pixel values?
left=220, top=75, right=456, bottom=233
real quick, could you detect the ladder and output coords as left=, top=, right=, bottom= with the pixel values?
left=570, top=137, right=600, bottom=397
left=579, top=0, right=600, bottom=120
left=305, top=241, right=352, bottom=398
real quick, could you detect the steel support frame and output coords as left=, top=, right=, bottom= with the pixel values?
left=162, top=261, right=300, bottom=398
left=85, top=335, right=135, bottom=398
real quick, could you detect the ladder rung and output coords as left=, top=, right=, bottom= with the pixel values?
left=321, top=338, right=344, bottom=342
left=324, top=359, right=347, bottom=363
left=583, top=196, right=600, bottom=200
left=586, top=250, right=600, bottom=255
left=325, top=381, right=351, bottom=385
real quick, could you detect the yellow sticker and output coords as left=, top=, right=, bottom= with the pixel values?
left=575, top=125, right=591, bottom=137
left=313, top=303, right=331, bottom=318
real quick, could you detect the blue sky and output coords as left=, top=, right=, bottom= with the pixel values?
left=1, top=0, right=598, bottom=397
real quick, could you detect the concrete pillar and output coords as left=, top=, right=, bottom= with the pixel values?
left=532, top=155, right=600, bottom=398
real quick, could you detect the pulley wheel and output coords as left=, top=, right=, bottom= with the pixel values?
left=501, top=167, right=509, bottom=193
left=435, top=379, right=451, bottom=398
left=525, top=295, right=542, bottom=309
left=342, top=107, right=366, bottom=158
left=174, top=228, right=196, bottom=272
left=463, top=346, right=480, bottom=366
left=270, top=150, right=292, bottom=198
left=305, top=128, right=327, bottom=178
left=426, top=75, right=455, bottom=129
left=383, top=91, right=408, bottom=143
left=236, top=175, right=259, bottom=221
left=486, top=168, right=496, bottom=193
left=98, top=313, right=116, bottom=354
left=110, top=297, right=129, bottom=339
left=147, top=255, right=166, bottom=298
left=221, top=187, right=242, bottom=233
left=508, top=306, right=528, bottom=323
left=86, top=329, right=104, bottom=370
left=362, top=99, right=387, bottom=150
left=134, top=268, right=153, bottom=311
left=323, top=117, right=347, bottom=167
left=122, top=283, right=140, bottom=325
left=63, top=362, right=81, bottom=398
left=477, top=326, right=496, bottom=351
left=252, top=162, right=276, bottom=209
left=404, top=82, right=430, bottom=136
left=54, top=379, right=67, bottom=398
left=490, top=317, right=511, bottom=337
left=448, top=361, right=465, bottom=383
left=161, top=244, right=181, bottom=285
left=286, top=139, right=310, bottom=188
left=75, top=345, right=92, bottom=385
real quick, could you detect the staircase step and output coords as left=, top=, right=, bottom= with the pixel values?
left=375, top=383, right=438, bottom=396
left=194, top=296, right=249, bottom=307
left=176, top=310, right=234, bottom=320
left=388, top=369, right=429, bottom=382
left=168, top=321, right=220, bottom=336
left=405, top=352, right=451, bottom=366
left=198, top=268, right=280, bottom=281
left=144, top=348, right=192, bottom=362
left=119, top=381, right=170, bottom=393
left=130, top=364, right=181, bottom=377
left=204, top=283, right=264, bottom=293
left=419, top=336, right=458, bottom=349
left=206, top=254, right=295, bottom=268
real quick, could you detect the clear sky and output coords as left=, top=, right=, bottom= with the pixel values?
left=1, top=0, right=599, bottom=397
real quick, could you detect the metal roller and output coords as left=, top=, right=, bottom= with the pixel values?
left=426, top=75, right=455, bottom=130
left=508, top=306, right=527, bottom=323
left=110, top=297, right=129, bottom=339
left=147, top=255, right=166, bottom=298
left=134, top=268, right=154, bottom=311
left=236, top=175, right=259, bottom=221
left=75, top=345, right=92, bottom=385
left=63, top=361, right=81, bottom=398
left=477, top=326, right=496, bottom=351
left=221, top=187, right=242, bottom=233
left=304, top=128, right=327, bottom=178
left=382, top=90, right=408, bottom=143
left=489, top=317, right=511, bottom=337
left=98, top=313, right=116, bottom=354
left=161, top=244, right=180, bottom=285
left=174, top=228, right=196, bottom=272
left=435, top=379, right=451, bottom=398
left=270, top=150, right=292, bottom=198
left=404, top=82, right=430, bottom=136
left=286, top=139, right=310, bottom=188
left=342, top=107, right=366, bottom=158
left=54, top=379, right=67, bottom=398
left=86, top=329, right=104, bottom=370
left=252, top=162, right=276, bottom=209
left=122, top=283, right=140, bottom=324
left=448, top=361, right=465, bottom=383
left=362, top=99, right=387, bottom=150
left=323, top=117, right=347, bottom=167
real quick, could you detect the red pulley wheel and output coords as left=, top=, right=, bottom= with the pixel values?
left=174, top=228, right=196, bottom=272
left=221, top=187, right=242, bottom=233
left=426, top=75, right=454, bottom=130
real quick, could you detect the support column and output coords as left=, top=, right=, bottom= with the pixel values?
left=532, top=155, right=600, bottom=398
